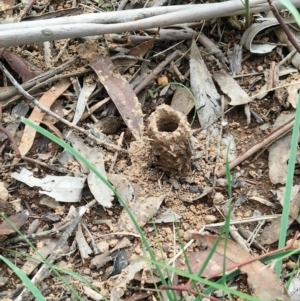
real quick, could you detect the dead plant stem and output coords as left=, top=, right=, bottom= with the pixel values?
left=216, top=117, right=295, bottom=177
left=14, top=200, right=96, bottom=301
left=0, top=62, right=125, bottom=153
left=267, top=0, right=300, bottom=54
left=206, top=231, right=299, bottom=279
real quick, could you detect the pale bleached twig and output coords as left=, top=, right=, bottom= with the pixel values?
left=14, top=200, right=97, bottom=301
left=109, top=132, right=124, bottom=173
left=167, top=214, right=280, bottom=265
left=0, top=0, right=298, bottom=47
left=0, top=62, right=125, bottom=153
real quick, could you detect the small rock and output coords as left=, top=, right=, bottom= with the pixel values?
left=0, top=276, right=8, bottom=287
left=205, top=215, right=217, bottom=223
left=83, top=268, right=91, bottom=275
left=56, top=260, right=71, bottom=271
left=157, top=75, right=168, bottom=85
left=94, top=116, right=122, bottom=135
left=91, top=226, right=98, bottom=232
left=0, top=182, right=8, bottom=210
left=257, top=65, right=264, bottom=72
left=169, top=178, right=180, bottom=190
left=183, top=230, right=192, bottom=242
left=91, top=272, right=99, bottom=279
left=43, top=212, right=61, bottom=222
left=213, top=192, right=225, bottom=205
left=189, top=185, right=200, bottom=193
left=108, top=239, right=118, bottom=248
left=286, top=260, right=296, bottom=271
left=97, top=241, right=109, bottom=253
left=217, top=178, right=227, bottom=186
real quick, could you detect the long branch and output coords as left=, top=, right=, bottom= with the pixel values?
left=0, top=0, right=298, bottom=48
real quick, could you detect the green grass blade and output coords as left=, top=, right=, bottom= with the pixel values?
left=279, top=0, right=300, bottom=26
left=22, top=117, right=172, bottom=299
left=276, top=92, right=300, bottom=276
left=0, top=212, right=85, bottom=301
left=244, top=0, right=251, bottom=27
left=150, top=82, right=197, bottom=125
left=0, top=255, right=47, bottom=301
left=146, top=258, right=261, bottom=301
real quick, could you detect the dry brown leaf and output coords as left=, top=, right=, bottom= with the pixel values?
left=118, top=195, right=165, bottom=233
left=2, top=51, right=36, bottom=82
left=171, top=86, right=194, bottom=115
left=176, top=250, right=236, bottom=278
left=113, top=30, right=158, bottom=72
left=22, top=237, right=58, bottom=275
left=111, top=261, right=147, bottom=301
left=286, top=81, right=300, bottom=108
left=268, top=111, right=295, bottom=184
left=257, top=191, right=300, bottom=245
left=18, top=79, right=71, bottom=157
left=129, top=30, right=158, bottom=57
left=43, top=101, right=67, bottom=124
left=213, top=71, right=251, bottom=106
left=2, top=0, right=14, bottom=16
left=0, top=210, right=29, bottom=237
left=89, top=54, right=144, bottom=140
left=38, top=120, right=63, bottom=139
left=190, top=39, right=221, bottom=129
left=90, top=237, right=131, bottom=269
left=107, top=173, right=135, bottom=205
left=193, top=233, right=290, bottom=301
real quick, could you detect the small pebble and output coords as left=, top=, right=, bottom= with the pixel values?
left=0, top=182, right=8, bottom=203
left=108, top=239, right=118, bottom=248
left=257, top=65, right=264, bottom=72
left=205, top=215, right=217, bottom=223
left=286, top=260, right=296, bottom=271
left=97, top=241, right=109, bottom=253
left=213, top=192, right=225, bottom=205
left=189, top=185, right=200, bottom=193
left=91, top=226, right=98, bottom=232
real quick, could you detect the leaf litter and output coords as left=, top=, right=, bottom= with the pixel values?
left=0, top=1, right=300, bottom=300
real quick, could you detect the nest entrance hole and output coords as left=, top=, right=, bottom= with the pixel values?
left=156, top=111, right=180, bottom=133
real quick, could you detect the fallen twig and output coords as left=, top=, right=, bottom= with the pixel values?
left=109, top=132, right=124, bottom=173
left=161, top=231, right=298, bottom=296
left=0, top=221, right=72, bottom=247
left=0, top=0, right=299, bottom=47
left=14, top=200, right=96, bottom=301
left=0, top=105, right=20, bottom=155
left=267, top=0, right=300, bottom=54
left=21, top=156, right=70, bottom=173
left=134, top=50, right=181, bottom=94
left=0, top=57, right=78, bottom=102
left=216, top=117, right=295, bottom=177
left=2, top=68, right=89, bottom=109
left=0, top=62, right=126, bottom=153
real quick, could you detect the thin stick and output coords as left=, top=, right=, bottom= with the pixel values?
left=1, top=0, right=298, bottom=48
left=21, top=156, right=70, bottom=173
left=216, top=117, right=294, bottom=177
left=206, top=231, right=299, bottom=279
left=267, top=0, right=300, bottom=54
left=0, top=105, right=20, bottom=155
left=0, top=221, right=72, bottom=246
left=134, top=50, right=181, bottom=94
left=0, top=62, right=125, bottom=153
left=14, top=200, right=96, bottom=301
left=109, top=132, right=124, bottom=173
left=162, top=231, right=298, bottom=295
